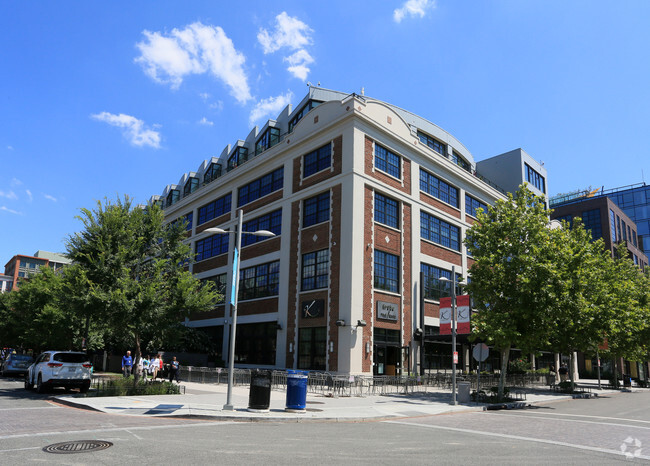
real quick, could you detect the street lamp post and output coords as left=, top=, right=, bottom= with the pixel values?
left=440, top=266, right=458, bottom=405
left=202, top=209, right=276, bottom=411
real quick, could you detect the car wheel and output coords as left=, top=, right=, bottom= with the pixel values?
left=36, top=374, right=46, bottom=394
left=24, top=374, right=32, bottom=390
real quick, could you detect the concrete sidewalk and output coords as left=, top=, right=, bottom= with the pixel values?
left=52, top=380, right=607, bottom=422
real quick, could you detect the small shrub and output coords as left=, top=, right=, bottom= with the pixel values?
left=90, top=377, right=180, bottom=397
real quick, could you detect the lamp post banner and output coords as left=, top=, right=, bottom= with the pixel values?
left=439, top=297, right=452, bottom=335
left=230, top=247, right=239, bottom=306
left=456, top=295, right=471, bottom=334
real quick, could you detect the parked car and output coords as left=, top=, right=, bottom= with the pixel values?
left=25, top=351, right=92, bottom=393
left=1, top=354, right=34, bottom=377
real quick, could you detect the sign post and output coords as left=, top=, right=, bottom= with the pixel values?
left=473, top=343, right=489, bottom=397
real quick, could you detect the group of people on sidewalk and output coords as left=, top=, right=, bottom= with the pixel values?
left=121, top=351, right=181, bottom=383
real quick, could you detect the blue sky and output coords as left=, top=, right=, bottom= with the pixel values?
left=2, top=1, right=650, bottom=268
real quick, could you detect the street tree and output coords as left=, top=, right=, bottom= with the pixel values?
left=66, top=196, right=219, bottom=380
left=465, top=185, right=559, bottom=398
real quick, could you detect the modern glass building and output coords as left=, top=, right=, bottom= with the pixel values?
left=603, top=183, right=650, bottom=254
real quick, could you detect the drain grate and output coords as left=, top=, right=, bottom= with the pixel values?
left=43, top=440, right=113, bottom=454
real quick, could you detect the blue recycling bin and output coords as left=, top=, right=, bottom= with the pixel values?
left=285, top=370, right=308, bottom=412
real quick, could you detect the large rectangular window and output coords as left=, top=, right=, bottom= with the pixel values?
left=374, top=250, right=399, bottom=293
left=417, top=131, right=445, bottom=156
left=195, top=234, right=230, bottom=262
left=227, top=146, right=249, bottom=171
left=234, top=322, right=277, bottom=365
left=166, top=189, right=180, bottom=207
left=610, top=209, right=617, bottom=242
left=302, top=249, right=329, bottom=291
left=197, top=193, right=232, bottom=225
left=525, top=163, right=546, bottom=193
left=203, top=162, right=222, bottom=184
left=420, top=169, right=459, bottom=208
left=201, top=273, right=226, bottom=304
left=241, top=209, right=282, bottom=247
left=375, top=144, right=401, bottom=179
left=238, top=167, right=284, bottom=207
left=298, top=327, right=326, bottom=370
left=239, top=261, right=280, bottom=300
left=465, top=195, right=487, bottom=218
left=303, top=192, right=330, bottom=228
left=421, top=211, right=461, bottom=251
left=255, top=127, right=281, bottom=155
left=303, top=143, right=331, bottom=178
left=375, top=193, right=399, bottom=229
left=183, top=177, right=199, bottom=197
left=421, top=263, right=462, bottom=301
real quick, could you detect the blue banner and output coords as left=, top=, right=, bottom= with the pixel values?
left=230, top=246, right=239, bottom=306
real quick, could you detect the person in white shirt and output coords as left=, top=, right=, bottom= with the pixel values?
left=149, top=355, right=159, bottom=380
left=141, top=355, right=150, bottom=380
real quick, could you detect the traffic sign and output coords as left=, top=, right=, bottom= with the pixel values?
left=453, top=351, right=458, bottom=364
left=473, top=343, right=489, bottom=362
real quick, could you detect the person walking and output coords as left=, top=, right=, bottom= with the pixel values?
left=141, top=355, right=150, bottom=381
left=121, top=351, right=133, bottom=378
left=169, top=356, right=180, bottom=383
left=158, top=354, right=164, bottom=380
left=559, top=364, right=569, bottom=382
left=148, top=355, right=157, bottom=380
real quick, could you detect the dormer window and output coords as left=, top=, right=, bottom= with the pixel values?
left=451, top=151, right=471, bottom=172
left=203, top=162, right=222, bottom=185
left=227, top=146, right=249, bottom=172
left=166, top=189, right=180, bottom=207
left=289, top=100, right=322, bottom=133
left=255, top=127, right=280, bottom=156
left=183, top=177, right=199, bottom=197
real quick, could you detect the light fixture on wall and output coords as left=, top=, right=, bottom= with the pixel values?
left=365, top=342, right=371, bottom=354
left=336, top=319, right=346, bottom=327
left=355, top=320, right=367, bottom=328
left=329, top=341, right=334, bottom=353
left=289, top=343, right=293, bottom=353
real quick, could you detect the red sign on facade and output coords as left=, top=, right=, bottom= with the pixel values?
left=456, top=295, right=471, bottom=334
left=439, top=297, right=452, bottom=335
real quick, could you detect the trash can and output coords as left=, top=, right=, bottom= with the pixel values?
left=285, top=370, right=308, bottom=412
left=248, top=369, right=272, bottom=412
left=457, top=382, right=471, bottom=403
left=624, top=374, right=632, bottom=388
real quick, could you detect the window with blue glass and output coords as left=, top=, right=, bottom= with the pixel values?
left=183, top=177, right=199, bottom=197
left=610, top=209, right=617, bottom=242
left=417, top=131, right=445, bottom=156
left=166, top=189, right=180, bottom=207
left=581, top=209, right=602, bottom=241
left=375, top=144, right=401, bottom=179
left=195, top=233, right=230, bottom=261
left=289, top=100, right=322, bottom=133
left=184, top=212, right=193, bottom=231
left=203, top=162, right=222, bottom=184
left=421, top=263, right=463, bottom=300
left=238, top=167, right=284, bottom=207
left=421, top=211, right=461, bottom=251
left=374, top=193, right=399, bottom=229
left=202, top=273, right=226, bottom=304
left=239, top=261, right=280, bottom=300
left=374, top=250, right=399, bottom=293
left=525, top=163, right=546, bottom=193
left=420, top=169, right=459, bottom=208
left=198, top=193, right=232, bottom=225
left=302, top=249, right=329, bottom=291
left=303, top=143, right=331, bottom=178
left=227, top=146, right=249, bottom=171
left=303, top=192, right=330, bottom=227
left=241, top=209, right=282, bottom=247
left=465, top=195, right=487, bottom=218
left=255, top=127, right=281, bottom=155
left=451, top=151, right=471, bottom=172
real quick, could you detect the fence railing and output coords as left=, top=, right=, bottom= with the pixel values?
left=177, top=367, right=550, bottom=397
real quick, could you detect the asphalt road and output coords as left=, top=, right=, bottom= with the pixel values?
left=0, top=376, right=648, bottom=465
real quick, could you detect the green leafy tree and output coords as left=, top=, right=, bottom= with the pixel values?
left=66, top=196, right=219, bottom=380
left=465, top=185, right=559, bottom=398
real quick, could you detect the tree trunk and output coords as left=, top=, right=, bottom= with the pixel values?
left=133, top=333, right=141, bottom=385
left=498, top=346, right=510, bottom=399
left=569, top=351, right=575, bottom=392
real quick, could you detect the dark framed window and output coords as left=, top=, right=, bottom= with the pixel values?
left=183, top=177, right=199, bottom=197
left=581, top=209, right=603, bottom=241
left=375, top=144, right=401, bottom=179
left=298, top=327, right=326, bottom=370
left=227, top=146, right=249, bottom=171
left=197, top=193, right=232, bottom=225
left=238, top=167, right=284, bottom=207
left=203, top=162, right=222, bottom=184
left=239, top=260, right=280, bottom=301
left=195, top=233, right=230, bottom=262
left=303, top=143, right=332, bottom=178
left=465, top=195, right=487, bottom=218
left=420, top=169, right=459, bottom=208
left=202, top=273, right=226, bottom=304
left=421, top=211, right=461, bottom=251
left=241, top=209, right=282, bottom=247
left=610, top=209, right=617, bottom=242
left=255, top=127, right=281, bottom=155
left=234, top=322, right=277, bottom=365
left=302, top=249, right=329, bottom=291
left=166, top=189, right=180, bottom=207
left=451, top=151, right=471, bottom=172
left=303, top=192, right=330, bottom=227
left=417, top=131, right=446, bottom=156
left=375, top=193, right=399, bottom=229
left=289, top=100, right=322, bottom=133
left=421, top=263, right=462, bottom=301
left=374, top=250, right=399, bottom=293
left=525, top=163, right=546, bottom=193
left=183, top=212, right=193, bottom=231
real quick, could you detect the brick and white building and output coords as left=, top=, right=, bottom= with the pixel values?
left=153, top=87, right=547, bottom=375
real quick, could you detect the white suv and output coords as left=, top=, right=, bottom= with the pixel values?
left=25, top=351, right=92, bottom=393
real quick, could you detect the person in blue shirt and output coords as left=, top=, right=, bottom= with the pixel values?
left=169, top=356, right=180, bottom=383
left=122, top=351, right=133, bottom=378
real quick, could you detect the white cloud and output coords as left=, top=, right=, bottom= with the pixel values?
left=249, top=91, right=293, bottom=127
left=258, top=12, right=315, bottom=80
left=0, top=190, right=18, bottom=200
left=10, top=178, right=21, bottom=187
left=198, top=117, right=214, bottom=126
left=209, top=100, right=224, bottom=111
left=199, top=92, right=211, bottom=101
left=135, top=22, right=251, bottom=103
left=283, top=49, right=314, bottom=81
left=91, top=112, right=161, bottom=148
left=393, top=0, right=436, bottom=23
left=0, top=206, right=21, bottom=215
left=26, top=189, right=32, bottom=202
left=6, top=145, right=13, bottom=150
left=44, top=194, right=57, bottom=202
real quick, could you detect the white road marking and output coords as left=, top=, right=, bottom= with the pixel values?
left=125, top=429, right=144, bottom=440
left=383, top=420, right=650, bottom=460
left=482, top=411, right=650, bottom=430
left=491, top=410, right=650, bottom=424
left=0, top=406, right=62, bottom=411
left=0, top=446, right=42, bottom=453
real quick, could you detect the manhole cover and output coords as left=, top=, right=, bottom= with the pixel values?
left=43, top=440, right=113, bottom=454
